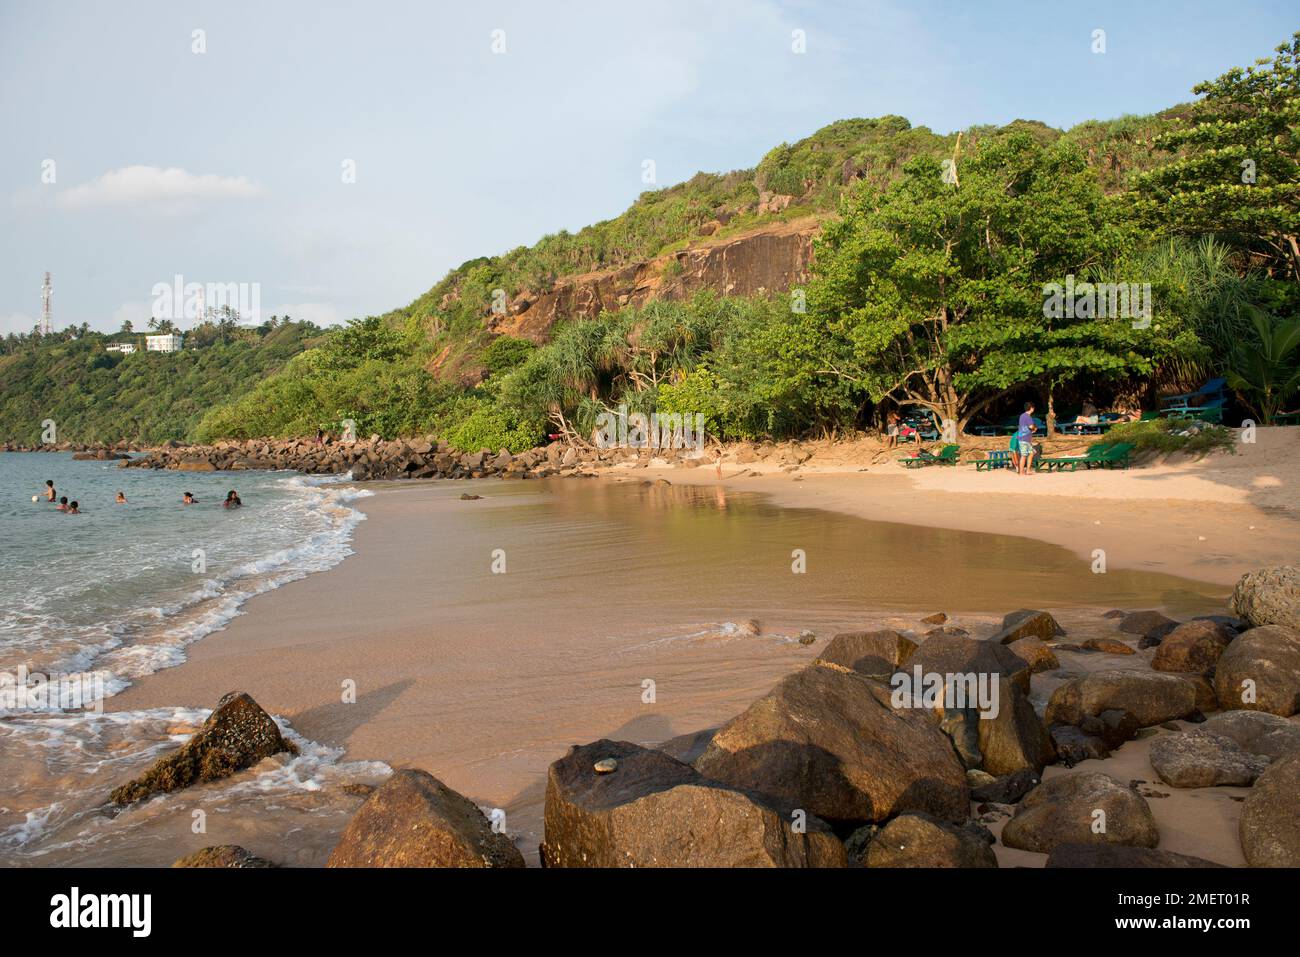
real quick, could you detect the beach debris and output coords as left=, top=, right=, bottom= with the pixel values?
left=1151, top=620, right=1234, bottom=675
left=1150, top=729, right=1270, bottom=788
left=1001, top=772, right=1159, bottom=853
left=327, top=768, right=524, bottom=868
left=1240, top=752, right=1300, bottom=867
left=1046, top=670, right=1200, bottom=728
left=1230, top=564, right=1300, bottom=631
left=989, top=608, right=1065, bottom=644
left=109, top=692, right=298, bottom=806
left=860, top=812, right=998, bottom=868
left=1214, top=623, right=1300, bottom=717
left=1045, top=844, right=1225, bottom=868
left=693, top=663, right=969, bottom=825
left=815, top=629, right=916, bottom=676
left=172, top=845, right=276, bottom=868
left=541, top=739, right=846, bottom=867
left=593, top=758, right=617, bottom=774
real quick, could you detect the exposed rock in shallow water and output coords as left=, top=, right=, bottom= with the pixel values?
left=109, top=692, right=297, bottom=806
left=1000, top=772, right=1158, bottom=853
left=1149, top=729, right=1270, bottom=788
left=1118, top=609, right=1179, bottom=642
left=328, top=768, right=525, bottom=868
left=1230, top=565, right=1300, bottom=631
left=1046, top=843, right=1225, bottom=868
left=693, top=663, right=969, bottom=826
left=862, top=812, right=998, bottom=868
left=1213, top=623, right=1300, bottom=717
left=1006, top=636, right=1059, bottom=673
left=173, top=845, right=276, bottom=868
left=541, top=739, right=845, bottom=867
left=990, top=609, right=1064, bottom=644
left=1239, top=751, right=1300, bottom=867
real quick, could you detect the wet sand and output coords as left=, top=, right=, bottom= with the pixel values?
left=97, top=467, right=1274, bottom=867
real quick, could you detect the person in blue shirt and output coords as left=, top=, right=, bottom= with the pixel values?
left=1016, top=402, right=1037, bottom=475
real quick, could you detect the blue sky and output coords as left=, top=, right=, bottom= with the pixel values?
left=1, top=0, right=1295, bottom=334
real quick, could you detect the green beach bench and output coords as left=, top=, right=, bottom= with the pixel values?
left=975, top=449, right=1012, bottom=471
left=1034, top=444, right=1112, bottom=472
left=898, top=444, right=960, bottom=468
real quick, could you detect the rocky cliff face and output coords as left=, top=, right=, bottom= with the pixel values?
left=487, top=216, right=821, bottom=342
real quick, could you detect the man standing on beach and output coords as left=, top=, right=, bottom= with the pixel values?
left=1016, top=402, right=1036, bottom=475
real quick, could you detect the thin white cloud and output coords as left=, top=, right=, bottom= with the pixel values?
left=55, top=166, right=264, bottom=210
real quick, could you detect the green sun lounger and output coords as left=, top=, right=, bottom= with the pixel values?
left=898, top=444, right=960, bottom=468
left=1034, top=444, right=1112, bottom=472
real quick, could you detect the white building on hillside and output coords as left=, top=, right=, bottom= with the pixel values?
left=145, top=333, right=184, bottom=352
left=106, top=342, right=136, bottom=354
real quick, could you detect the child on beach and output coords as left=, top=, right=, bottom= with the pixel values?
left=66, top=501, right=80, bottom=514
left=56, top=496, right=69, bottom=512
left=115, top=491, right=127, bottom=504
left=182, top=492, right=197, bottom=505
left=224, top=490, right=242, bottom=509
left=1016, top=402, right=1036, bottom=475
left=42, top=480, right=56, bottom=501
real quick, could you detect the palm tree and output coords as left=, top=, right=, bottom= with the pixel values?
left=1225, top=306, right=1300, bottom=424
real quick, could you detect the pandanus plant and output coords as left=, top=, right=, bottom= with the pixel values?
left=1225, top=305, right=1300, bottom=425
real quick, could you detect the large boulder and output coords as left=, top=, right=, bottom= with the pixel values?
left=694, top=663, right=969, bottom=825
left=990, top=609, right=1064, bottom=644
left=1046, top=844, right=1225, bottom=868
left=1151, top=620, right=1235, bottom=676
left=1001, top=772, right=1159, bottom=853
left=173, top=845, right=276, bottom=868
left=976, top=677, right=1056, bottom=776
left=1230, top=565, right=1300, bottom=631
left=1148, top=729, right=1270, bottom=788
left=541, top=740, right=845, bottom=867
left=863, top=813, right=997, bottom=868
left=971, top=768, right=1041, bottom=805
left=328, top=769, right=524, bottom=868
left=1200, top=710, right=1300, bottom=761
left=1006, top=636, right=1059, bottom=674
left=1045, top=670, right=1198, bottom=728
left=1239, top=752, right=1300, bottom=867
left=109, top=692, right=297, bottom=805
left=816, top=629, right=916, bottom=677
left=1213, top=624, right=1300, bottom=717
left=903, top=633, right=1030, bottom=694
left=1118, top=610, right=1179, bottom=642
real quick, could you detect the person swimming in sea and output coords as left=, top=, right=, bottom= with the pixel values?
left=56, top=496, right=69, bottom=512
left=223, top=490, right=242, bottom=509
left=66, top=501, right=80, bottom=514
left=42, top=479, right=56, bottom=502
left=115, top=491, right=127, bottom=504
left=182, top=492, right=197, bottom=505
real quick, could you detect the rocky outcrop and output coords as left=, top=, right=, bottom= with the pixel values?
left=1006, top=636, right=1059, bottom=674
left=903, top=633, right=1031, bottom=694
left=487, top=218, right=820, bottom=343
left=1239, top=752, right=1300, bottom=867
left=1118, top=610, right=1180, bottom=643
left=1149, top=729, right=1270, bottom=788
left=1000, top=772, right=1159, bottom=853
left=1230, top=565, right=1300, bottom=631
left=540, top=740, right=845, bottom=867
left=862, top=813, right=998, bottom=868
left=1151, top=619, right=1235, bottom=676
left=976, top=677, right=1056, bottom=776
left=110, top=692, right=297, bottom=806
left=328, top=769, right=525, bottom=868
left=693, top=663, right=969, bottom=826
left=1213, top=624, right=1300, bottom=716
left=1045, top=670, right=1198, bottom=728
left=816, top=629, right=916, bottom=676
left=172, top=845, right=276, bottom=868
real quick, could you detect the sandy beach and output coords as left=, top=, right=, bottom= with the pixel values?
left=98, top=430, right=1299, bottom=866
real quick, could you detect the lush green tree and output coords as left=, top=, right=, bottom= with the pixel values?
left=1225, top=305, right=1300, bottom=423
left=1136, top=33, right=1300, bottom=278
